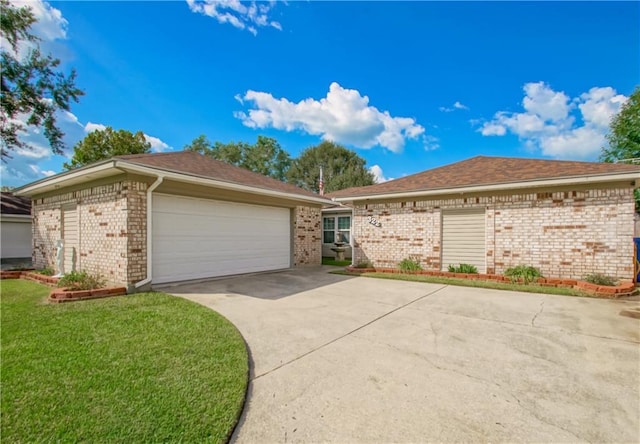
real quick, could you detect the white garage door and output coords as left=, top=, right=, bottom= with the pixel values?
left=152, top=194, right=291, bottom=284
left=0, top=220, right=32, bottom=259
left=441, top=209, right=486, bottom=273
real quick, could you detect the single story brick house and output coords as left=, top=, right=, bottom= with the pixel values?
left=16, top=151, right=331, bottom=290
left=330, top=156, right=640, bottom=280
left=1, top=192, right=32, bottom=267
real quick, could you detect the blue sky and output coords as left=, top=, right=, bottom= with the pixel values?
left=2, top=0, right=638, bottom=186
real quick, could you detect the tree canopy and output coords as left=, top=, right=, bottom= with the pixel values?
left=286, top=141, right=375, bottom=193
left=0, top=0, right=83, bottom=160
left=184, top=135, right=291, bottom=181
left=601, top=87, right=640, bottom=163
left=63, top=127, right=151, bottom=170
left=600, top=87, right=640, bottom=211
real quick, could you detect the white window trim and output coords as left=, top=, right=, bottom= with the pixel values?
left=322, top=215, right=352, bottom=245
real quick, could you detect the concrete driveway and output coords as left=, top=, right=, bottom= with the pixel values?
left=166, top=268, right=640, bottom=443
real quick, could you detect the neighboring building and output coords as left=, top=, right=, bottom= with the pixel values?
left=16, top=151, right=331, bottom=289
left=331, top=156, right=640, bottom=280
left=321, top=205, right=353, bottom=260
left=1, top=192, right=32, bottom=267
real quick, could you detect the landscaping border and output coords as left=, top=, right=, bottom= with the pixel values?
left=344, top=267, right=636, bottom=298
left=49, top=287, right=127, bottom=303
left=1, top=270, right=127, bottom=302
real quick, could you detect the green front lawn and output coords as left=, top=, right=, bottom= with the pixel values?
left=1, top=280, right=248, bottom=443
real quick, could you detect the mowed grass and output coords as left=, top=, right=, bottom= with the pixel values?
left=1, top=280, right=248, bottom=443
left=321, top=257, right=352, bottom=267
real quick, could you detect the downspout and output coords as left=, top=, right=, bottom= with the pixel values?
left=134, top=175, right=164, bottom=289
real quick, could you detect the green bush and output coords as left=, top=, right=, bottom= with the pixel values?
left=504, top=265, right=542, bottom=284
left=447, top=263, right=478, bottom=274
left=398, top=257, right=422, bottom=273
left=35, top=267, right=54, bottom=276
left=354, top=261, right=373, bottom=269
left=583, top=273, right=618, bottom=287
left=58, top=271, right=106, bottom=291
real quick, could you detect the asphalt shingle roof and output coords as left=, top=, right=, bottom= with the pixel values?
left=115, top=151, right=324, bottom=200
left=329, top=156, right=640, bottom=198
left=1, top=192, right=31, bottom=215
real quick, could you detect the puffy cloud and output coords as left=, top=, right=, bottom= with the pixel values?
left=144, top=134, right=171, bottom=152
left=235, top=82, right=425, bottom=153
left=439, top=101, right=469, bottom=112
left=186, top=0, right=282, bottom=35
left=84, top=122, right=107, bottom=133
left=3, top=0, right=67, bottom=57
left=479, top=82, right=627, bottom=159
left=369, top=165, right=393, bottom=183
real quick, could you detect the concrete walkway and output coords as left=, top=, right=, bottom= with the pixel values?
left=166, top=268, right=640, bottom=443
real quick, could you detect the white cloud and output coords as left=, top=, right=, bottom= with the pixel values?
left=235, top=82, right=425, bottom=153
left=423, top=135, right=440, bottom=151
left=3, top=0, right=67, bottom=56
left=479, top=82, right=627, bottom=159
left=84, top=122, right=107, bottom=133
left=369, top=165, right=393, bottom=183
left=439, top=101, right=469, bottom=112
left=144, top=134, right=171, bottom=152
left=186, top=0, right=282, bottom=35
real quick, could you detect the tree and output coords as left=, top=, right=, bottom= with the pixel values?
left=287, top=141, right=375, bottom=193
left=601, top=87, right=640, bottom=211
left=184, top=135, right=291, bottom=181
left=1, top=0, right=83, bottom=160
left=63, top=127, right=151, bottom=170
left=601, top=87, right=640, bottom=163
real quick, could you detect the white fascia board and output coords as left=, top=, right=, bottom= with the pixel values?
left=116, top=161, right=333, bottom=206
left=321, top=206, right=353, bottom=213
left=333, top=172, right=640, bottom=202
left=14, top=160, right=118, bottom=196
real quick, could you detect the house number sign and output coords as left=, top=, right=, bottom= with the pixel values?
left=368, top=216, right=381, bottom=227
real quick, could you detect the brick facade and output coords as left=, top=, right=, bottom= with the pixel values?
left=353, top=185, right=635, bottom=280
left=32, top=180, right=322, bottom=286
left=32, top=180, right=148, bottom=285
left=293, top=205, right=322, bottom=266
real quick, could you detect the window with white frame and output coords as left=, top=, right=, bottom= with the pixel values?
left=323, top=215, right=351, bottom=244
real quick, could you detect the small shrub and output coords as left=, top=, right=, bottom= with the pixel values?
left=398, top=257, right=422, bottom=273
left=354, top=261, right=373, bottom=269
left=58, top=271, right=106, bottom=291
left=447, top=264, right=478, bottom=274
left=504, top=265, right=542, bottom=284
left=583, top=273, right=618, bottom=287
left=35, top=267, right=54, bottom=276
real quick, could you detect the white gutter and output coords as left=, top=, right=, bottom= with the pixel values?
left=116, top=161, right=332, bottom=206
left=133, top=175, right=164, bottom=289
left=333, top=172, right=640, bottom=202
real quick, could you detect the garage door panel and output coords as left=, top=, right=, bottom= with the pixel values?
left=442, top=210, right=486, bottom=272
left=153, top=194, right=291, bottom=284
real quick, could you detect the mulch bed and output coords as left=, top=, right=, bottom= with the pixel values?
left=345, top=267, right=636, bottom=298
left=1, top=270, right=127, bottom=302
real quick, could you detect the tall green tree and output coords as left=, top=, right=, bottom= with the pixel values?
left=601, top=87, right=640, bottom=163
left=0, top=0, right=83, bottom=160
left=287, top=141, right=375, bottom=193
left=184, top=135, right=291, bottom=181
left=64, top=127, right=151, bottom=170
